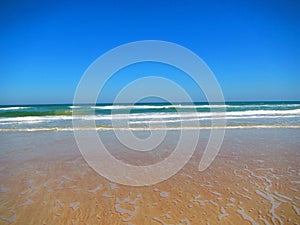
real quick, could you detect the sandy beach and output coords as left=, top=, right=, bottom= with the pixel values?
left=0, top=128, right=299, bottom=224
left=1, top=0, right=299, bottom=223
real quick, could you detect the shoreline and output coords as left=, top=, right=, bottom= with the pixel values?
left=0, top=128, right=299, bottom=224
left=1, top=125, right=300, bottom=132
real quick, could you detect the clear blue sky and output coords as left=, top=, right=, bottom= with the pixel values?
left=0, top=0, right=299, bottom=104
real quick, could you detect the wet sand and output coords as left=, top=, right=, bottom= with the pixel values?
left=0, top=129, right=300, bottom=224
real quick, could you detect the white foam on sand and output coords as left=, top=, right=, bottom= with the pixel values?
left=256, top=168, right=274, bottom=172
left=180, top=173, right=193, bottom=179
left=225, top=203, right=235, bottom=207
left=0, top=211, right=17, bottom=223
left=289, top=187, right=299, bottom=192
left=53, top=199, right=64, bottom=211
left=258, top=215, right=271, bottom=225
left=115, top=193, right=141, bottom=222
left=255, top=190, right=283, bottom=225
left=209, top=200, right=218, bottom=206
left=102, top=191, right=114, bottom=198
left=116, top=193, right=141, bottom=205
left=245, top=169, right=273, bottom=191
left=236, top=208, right=259, bottom=225
left=152, top=215, right=191, bottom=225
left=109, top=183, right=118, bottom=190
left=152, top=217, right=172, bottom=225
left=154, top=187, right=170, bottom=198
left=193, top=199, right=209, bottom=206
left=162, top=211, right=171, bottom=219
left=154, top=188, right=160, bottom=192
left=233, top=169, right=243, bottom=178
left=210, top=191, right=222, bottom=196
left=160, top=192, right=170, bottom=198
left=88, top=184, right=102, bottom=193
left=191, top=195, right=218, bottom=207
left=62, top=176, right=78, bottom=182
left=52, top=199, right=64, bottom=213
left=243, top=188, right=249, bottom=192
left=21, top=188, right=31, bottom=195
left=194, top=194, right=201, bottom=199
left=229, top=197, right=236, bottom=202
left=292, top=205, right=300, bottom=216
left=217, top=207, right=229, bottom=221
left=70, top=202, right=80, bottom=211
left=180, top=218, right=191, bottom=225
left=274, top=191, right=292, bottom=202
left=56, top=185, right=78, bottom=190
left=16, top=198, right=34, bottom=208
left=234, top=191, right=252, bottom=200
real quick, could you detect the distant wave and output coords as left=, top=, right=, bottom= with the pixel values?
left=0, top=106, right=31, bottom=111
left=129, top=115, right=300, bottom=124
left=0, top=103, right=299, bottom=131
left=0, top=108, right=299, bottom=121
left=85, top=103, right=300, bottom=110
left=0, top=115, right=73, bottom=123
left=0, top=109, right=299, bottom=127
left=1, top=103, right=299, bottom=116
left=91, top=104, right=227, bottom=110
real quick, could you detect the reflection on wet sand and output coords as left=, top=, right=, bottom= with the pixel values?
left=0, top=129, right=299, bottom=224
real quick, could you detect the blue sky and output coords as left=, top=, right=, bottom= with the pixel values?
left=0, top=0, right=299, bottom=104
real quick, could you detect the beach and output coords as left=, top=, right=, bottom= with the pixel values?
left=2, top=0, right=299, bottom=223
left=0, top=103, right=300, bottom=224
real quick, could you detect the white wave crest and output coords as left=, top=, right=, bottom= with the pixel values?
left=0, top=106, right=31, bottom=111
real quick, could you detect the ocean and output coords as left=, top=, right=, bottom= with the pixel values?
left=1, top=101, right=300, bottom=224
left=0, top=101, right=300, bottom=131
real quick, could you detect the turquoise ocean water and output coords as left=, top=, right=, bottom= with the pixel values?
left=0, top=102, right=299, bottom=131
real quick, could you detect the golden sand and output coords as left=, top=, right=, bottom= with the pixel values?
left=0, top=143, right=299, bottom=225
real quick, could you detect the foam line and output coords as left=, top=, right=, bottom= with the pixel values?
left=236, top=208, right=259, bottom=225
left=255, top=190, right=283, bottom=225
left=218, top=207, right=229, bottom=221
